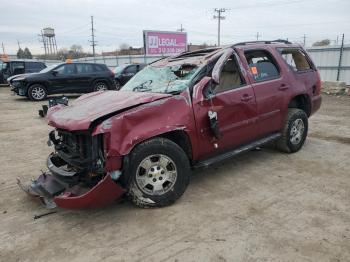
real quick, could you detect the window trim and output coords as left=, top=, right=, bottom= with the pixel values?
left=244, top=49, right=281, bottom=83
left=213, top=53, right=247, bottom=95
left=277, top=47, right=315, bottom=73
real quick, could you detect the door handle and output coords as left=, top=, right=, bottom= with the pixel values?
left=279, top=83, right=289, bottom=91
left=241, top=94, right=253, bottom=102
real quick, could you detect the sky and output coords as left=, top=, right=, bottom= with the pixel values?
left=0, top=0, right=349, bottom=54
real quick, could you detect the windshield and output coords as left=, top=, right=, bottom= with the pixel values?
left=39, top=64, right=59, bottom=73
left=121, top=64, right=199, bottom=94
left=114, top=65, right=128, bottom=74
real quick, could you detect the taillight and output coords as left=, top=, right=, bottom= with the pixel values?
left=315, top=70, right=321, bottom=95
left=108, top=69, right=115, bottom=78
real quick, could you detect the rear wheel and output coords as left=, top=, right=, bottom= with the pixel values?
left=123, top=138, right=190, bottom=208
left=28, top=84, right=47, bottom=101
left=276, top=108, right=308, bottom=153
left=93, top=81, right=108, bottom=91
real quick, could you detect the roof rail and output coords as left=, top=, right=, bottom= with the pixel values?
left=233, top=39, right=292, bottom=46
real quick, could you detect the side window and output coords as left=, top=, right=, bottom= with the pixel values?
left=215, top=55, right=244, bottom=94
left=55, top=64, right=76, bottom=75
left=11, top=62, right=25, bottom=73
left=26, top=62, right=44, bottom=71
left=124, top=65, right=137, bottom=74
left=93, top=64, right=104, bottom=72
left=76, top=64, right=95, bottom=74
left=279, top=49, right=312, bottom=72
left=245, top=50, right=280, bottom=82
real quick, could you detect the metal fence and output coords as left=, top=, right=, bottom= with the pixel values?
left=306, top=45, right=350, bottom=84
left=73, top=55, right=164, bottom=68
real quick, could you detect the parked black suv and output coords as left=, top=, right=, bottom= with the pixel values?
left=114, top=63, right=146, bottom=89
left=10, top=62, right=116, bottom=101
left=1, top=60, right=46, bottom=84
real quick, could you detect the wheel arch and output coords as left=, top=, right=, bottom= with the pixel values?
left=288, top=94, right=311, bottom=117
left=27, top=82, right=49, bottom=95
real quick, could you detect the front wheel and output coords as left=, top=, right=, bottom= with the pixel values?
left=28, top=84, right=47, bottom=101
left=93, top=81, right=108, bottom=91
left=123, top=138, right=190, bottom=208
left=276, top=108, right=308, bottom=153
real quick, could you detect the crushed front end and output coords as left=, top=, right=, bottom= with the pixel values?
left=18, top=128, right=125, bottom=209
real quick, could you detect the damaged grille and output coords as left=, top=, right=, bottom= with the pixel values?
left=49, top=129, right=104, bottom=172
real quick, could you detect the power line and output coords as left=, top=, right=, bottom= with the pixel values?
left=213, top=8, right=227, bottom=46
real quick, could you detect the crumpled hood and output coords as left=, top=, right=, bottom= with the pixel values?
left=47, top=91, right=171, bottom=131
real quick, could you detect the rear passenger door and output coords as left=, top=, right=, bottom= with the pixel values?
left=243, top=49, right=289, bottom=137
left=75, top=64, right=96, bottom=92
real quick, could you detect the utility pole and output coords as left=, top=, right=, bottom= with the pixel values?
left=1, top=42, right=5, bottom=55
left=213, top=8, right=226, bottom=46
left=17, top=40, right=21, bottom=50
left=302, top=34, right=307, bottom=47
left=177, top=24, right=185, bottom=32
left=255, top=32, right=261, bottom=41
left=336, top=33, right=345, bottom=81
left=90, top=15, right=97, bottom=62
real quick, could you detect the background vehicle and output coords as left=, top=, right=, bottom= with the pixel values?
left=0, top=60, right=46, bottom=84
left=10, top=62, right=116, bottom=101
left=20, top=40, right=322, bottom=209
left=114, top=63, right=146, bottom=89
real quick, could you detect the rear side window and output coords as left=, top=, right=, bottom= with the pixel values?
left=11, top=62, right=25, bottom=71
left=279, top=48, right=312, bottom=72
left=244, top=50, right=280, bottom=82
left=76, top=64, right=96, bottom=73
left=93, top=64, right=106, bottom=72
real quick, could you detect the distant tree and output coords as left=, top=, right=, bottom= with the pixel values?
left=119, top=43, right=130, bottom=50
left=312, top=39, right=331, bottom=46
left=69, top=44, right=84, bottom=58
left=23, top=47, right=32, bottom=59
left=57, top=48, right=69, bottom=60
left=17, top=48, right=24, bottom=59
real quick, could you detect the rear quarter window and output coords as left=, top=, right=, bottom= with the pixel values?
left=93, top=64, right=106, bottom=72
left=278, top=48, right=313, bottom=72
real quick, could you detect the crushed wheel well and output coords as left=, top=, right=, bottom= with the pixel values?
left=288, top=94, right=311, bottom=117
left=159, top=130, right=193, bottom=162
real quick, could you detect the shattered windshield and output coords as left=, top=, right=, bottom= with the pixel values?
left=121, top=64, right=199, bottom=94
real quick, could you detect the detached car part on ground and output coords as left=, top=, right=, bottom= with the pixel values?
left=18, top=40, right=322, bottom=209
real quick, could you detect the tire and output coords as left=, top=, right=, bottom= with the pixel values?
left=276, top=108, right=308, bottom=153
left=27, top=84, right=47, bottom=101
left=115, top=80, right=121, bottom=90
left=123, top=137, right=190, bottom=208
left=93, top=81, right=108, bottom=91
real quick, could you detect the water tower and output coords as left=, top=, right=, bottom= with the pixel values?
left=41, top=27, right=58, bottom=56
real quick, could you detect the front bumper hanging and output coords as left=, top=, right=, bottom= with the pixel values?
left=17, top=155, right=126, bottom=209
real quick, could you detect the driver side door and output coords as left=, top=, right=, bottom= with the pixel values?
left=192, top=49, right=258, bottom=160
left=48, top=64, right=77, bottom=93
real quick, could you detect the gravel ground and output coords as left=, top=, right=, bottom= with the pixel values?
left=0, top=88, right=349, bottom=262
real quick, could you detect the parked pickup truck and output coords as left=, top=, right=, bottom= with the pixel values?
left=18, top=40, right=322, bottom=209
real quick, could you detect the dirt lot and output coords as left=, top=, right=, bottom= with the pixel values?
left=0, top=87, right=349, bottom=262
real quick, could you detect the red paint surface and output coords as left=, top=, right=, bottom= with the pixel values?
left=54, top=174, right=125, bottom=209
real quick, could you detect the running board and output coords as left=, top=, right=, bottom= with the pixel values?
left=193, top=133, right=281, bottom=169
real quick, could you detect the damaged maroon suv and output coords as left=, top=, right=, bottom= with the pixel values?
left=19, top=40, right=322, bottom=209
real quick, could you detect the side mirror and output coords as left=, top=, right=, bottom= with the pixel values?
left=52, top=70, right=58, bottom=76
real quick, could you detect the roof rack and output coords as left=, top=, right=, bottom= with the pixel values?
left=233, top=39, right=292, bottom=46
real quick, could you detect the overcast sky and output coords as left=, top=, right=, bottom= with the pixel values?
left=0, top=0, right=349, bottom=54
